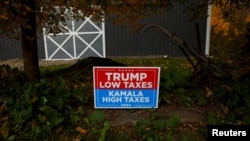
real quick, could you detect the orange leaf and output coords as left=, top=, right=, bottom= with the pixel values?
left=76, top=127, right=88, bottom=134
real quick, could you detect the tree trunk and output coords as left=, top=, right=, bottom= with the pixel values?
left=21, top=0, right=40, bottom=81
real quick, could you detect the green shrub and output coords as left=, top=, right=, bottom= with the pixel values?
left=214, top=78, right=250, bottom=124
left=82, top=110, right=110, bottom=141
left=160, top=63, right=190, bottom=92
left=160, top=62, right=192, bottom=104
left=1, top=78, right=88, bottom=140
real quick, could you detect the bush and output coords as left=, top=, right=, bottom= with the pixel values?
left=0, top=78, right=88, bottom=140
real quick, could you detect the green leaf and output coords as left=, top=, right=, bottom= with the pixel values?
left=41, top=96, right=48, bottom=104
left=101, top=121, right=110, bottom=135
left=207, top=112, right=219, bottom=125
left=22, top=90, right=30, bottom=102
left=165, top=132, right=173, bottom=141
left=154, top=119, right=166, bottom=131
left=70, top=114, right=80, bottom=123
left=53, top=78, right=65, bottom=88
left=44, top=107, right=58, bottom=117
left=50, top=116, right=64, bottom=126
left=13, top=105, right=32, bottom=124
left=98, top=121, right=111, bottom=141
left=77, top=106, right=85, bottom=115
left=166, top=115, right=180, bottom=128
left=54, top=97, right=63, bottom=110
left=89, top=110, right=105, bottom=124
left=7, top=135, right=16, bottom=141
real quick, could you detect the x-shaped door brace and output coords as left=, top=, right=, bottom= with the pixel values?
left=44, top=16, right=105, bottom=60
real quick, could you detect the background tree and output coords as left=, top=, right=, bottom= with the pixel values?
left=210, top=0, right=250, bottom=65
left=0, top=0, right=249, bottom=81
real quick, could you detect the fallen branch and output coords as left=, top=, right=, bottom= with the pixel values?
left=138, top=24, right=232, bottom=80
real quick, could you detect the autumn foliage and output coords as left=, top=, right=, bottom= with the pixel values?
left=211, top=5, right=250, bottom=37
left=210, top=3, right=250, bottom=63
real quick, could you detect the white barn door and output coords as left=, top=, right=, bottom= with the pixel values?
left=43, top=15, right=105, bottom=60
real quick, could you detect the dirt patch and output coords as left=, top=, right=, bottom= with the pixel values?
left=103, top=105, right=207, bottom=128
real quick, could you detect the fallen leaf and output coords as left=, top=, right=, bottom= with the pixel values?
left=1, top=122, right=10, bottom=138
left=76, top=127, right=88, bottom=134
left=73, top=136, right=82, bottom=141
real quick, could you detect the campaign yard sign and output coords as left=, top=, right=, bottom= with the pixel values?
left=93, top=67, right=160, bottom=109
